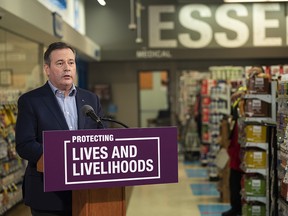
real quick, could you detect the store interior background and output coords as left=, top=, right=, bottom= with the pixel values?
left=2, top=0, right=288, bottom=129
left=1, top=0, right=288, bottom=215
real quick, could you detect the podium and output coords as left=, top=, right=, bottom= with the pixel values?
left=37, top=155, right=126, bottom=216
left=42, top=127, right=178, bottom=216
left=72, top=187, right=125, bottom=216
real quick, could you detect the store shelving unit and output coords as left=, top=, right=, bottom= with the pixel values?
left=0, top=90, right=25, bottom=215
left=276, top=75, right=288, bottom=215
left=207, top=82, right=231, bottom=181
left=199, top=79, right=218, bottom=167
left=217, top=117, right=231, bottom=202
left=177, top=71, right=209, bottom=161
left=240, top=81, right=277, bottom=216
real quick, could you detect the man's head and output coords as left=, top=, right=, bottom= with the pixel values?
left=44, top=42, right=77, bottom=93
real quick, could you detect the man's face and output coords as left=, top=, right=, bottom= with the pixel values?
left=44, top=48, right=76, bottom=91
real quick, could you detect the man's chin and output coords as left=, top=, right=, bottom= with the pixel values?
left=60, top=81, right=73, bottom=89
left=63, top=80, right=73, bottom=85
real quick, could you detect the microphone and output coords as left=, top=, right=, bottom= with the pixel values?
left=81, top=105, right=103, bottom=127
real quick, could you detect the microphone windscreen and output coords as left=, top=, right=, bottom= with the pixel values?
left=81, top=105, right=94, bottom=116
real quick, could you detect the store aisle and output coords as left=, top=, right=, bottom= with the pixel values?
left=127, top=159, right=230, bottom=216
left=5, top=158, right=230, bottom=216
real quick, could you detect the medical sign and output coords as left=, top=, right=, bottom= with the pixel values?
left=43, top=127, right=178, bottom=192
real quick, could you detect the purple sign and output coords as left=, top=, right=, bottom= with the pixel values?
left=43, top=127, right=178, bottom=192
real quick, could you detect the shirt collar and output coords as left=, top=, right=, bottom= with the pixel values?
left=48, top=81, right=77, bottom=96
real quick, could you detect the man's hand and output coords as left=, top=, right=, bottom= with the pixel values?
left=37, top=154, right=44, bottom=172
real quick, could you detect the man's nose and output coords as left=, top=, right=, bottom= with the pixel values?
left=63, top=62, right=71, bottom=69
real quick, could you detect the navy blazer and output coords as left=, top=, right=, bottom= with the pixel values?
left=15, top=82, right=103, bottom=211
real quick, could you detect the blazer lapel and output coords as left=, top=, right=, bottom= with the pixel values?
left=76, top=88, right=87, bottom=129
left=41, top=82, right=69, bottom=130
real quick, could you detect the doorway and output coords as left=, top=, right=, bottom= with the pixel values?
left=138, top=70, right=170, bottom=128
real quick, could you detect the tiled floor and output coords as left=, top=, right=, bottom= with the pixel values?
left=5, top=158, right=230, bottom=216
left=127, top=159, right=230, bottom=216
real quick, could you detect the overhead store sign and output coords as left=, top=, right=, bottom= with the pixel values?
left=87, top=2, right=288, bottom=60
left=148, top=3, right=286, bottom=49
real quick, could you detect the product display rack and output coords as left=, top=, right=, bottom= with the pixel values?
left=200, top=79, right=216, bottom=167
left=0, top=90, right=25, bottom=215
left=175, top=65, right=285, bottom=214
left=217, top=117, right=231, bottom=203
left=239, top=81, right=277, bottom=216
left=207, top=81, right=231, bottom=181
left=177, top=71, right=207, bottom=162
left=276, top=75, right=288, bottom=215
left=183, top=116, right=201, bottom=161
left=268, top=119, right=278, bottom=216
left=204, top=66, right=244, bottom=180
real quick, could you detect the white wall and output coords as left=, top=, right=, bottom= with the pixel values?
left=140, top=72, right=168, bottom=127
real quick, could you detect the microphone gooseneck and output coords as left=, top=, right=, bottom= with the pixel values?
left=101, top=117, right=129, bottom=128
left=81, top=104, right=129, bottom=128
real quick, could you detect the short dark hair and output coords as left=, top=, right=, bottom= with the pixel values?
left=44, top=42, right=76, bottom=65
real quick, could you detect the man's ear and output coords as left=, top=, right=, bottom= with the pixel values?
left=44, top=64, right=49, bottom=76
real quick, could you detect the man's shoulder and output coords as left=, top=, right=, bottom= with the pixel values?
left=76, top=87, right=92, bottom=93
left=76, top=87, right=96, bottom=97
left=76, top=87, right=100, bottom=103
left=19, top=83, right=49, bottom=99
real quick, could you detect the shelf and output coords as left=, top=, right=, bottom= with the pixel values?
left=0, top=169, right=24, bottom=189
left=210, top=108, right=230, bottom=115
left=244, top=195, right=267, bottom=204
left=185, top=147, right=200, bottom=152
left=242, top=142, right=268, bottom=151
left=0, top=97, right=24, bottom=215
left=0, top=188, right=22, bottom=215
left=279, top=196, right=288, bottom=211
left=243, top=94, right=272, bottom=103
left=240, top=117, right=275, bottom=125
left=241, top=164, right=267, bottom=176
left=278, top=95, right=288, bottom=100
left=211, top=94, right=229, bottom=101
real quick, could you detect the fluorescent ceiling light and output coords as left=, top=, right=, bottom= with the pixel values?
left=224, top=0, right=288, bottom=2
left=97, top=0, right=106, bottom=6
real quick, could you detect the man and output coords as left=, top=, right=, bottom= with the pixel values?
left=15, top=42, right=103, bottom=215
